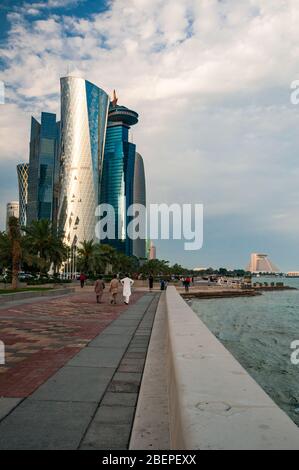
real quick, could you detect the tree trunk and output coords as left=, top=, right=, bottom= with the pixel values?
left=11, top=241, right=19, bottom=290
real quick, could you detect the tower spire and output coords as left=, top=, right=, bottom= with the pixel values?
left=112, top=89, right=118, bottom=107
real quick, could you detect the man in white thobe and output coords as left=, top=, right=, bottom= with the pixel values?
left=121, top=275, right=134, bottom=305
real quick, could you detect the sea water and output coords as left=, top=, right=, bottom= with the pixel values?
left=190, top=276, right=299, bottom=426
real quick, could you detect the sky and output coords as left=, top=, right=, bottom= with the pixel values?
left=1, top=0, right=299, bottom=271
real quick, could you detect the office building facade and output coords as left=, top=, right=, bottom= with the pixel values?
left=58, top=76, right=109, bottom=246
left=27, top=112, right=60, bottom=225
left=100, top=92, right=146, bottom=258
left=16, top=163, right=29, bottom=227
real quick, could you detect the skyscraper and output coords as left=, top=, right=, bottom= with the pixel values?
left=27, top=112, right=60, bottom=225
left=16, top=163, right=29, bottom=227
left=58, top=76, right=110, bottom=246
left=132, top=152, right=146, bottom=258
left=100, top=91, right=146, bottom=257
left=6, top=201, right=19, bottom=231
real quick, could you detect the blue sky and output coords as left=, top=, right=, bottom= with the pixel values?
left=0, top=1, right=107, bottom=42
left=1, top=0, right=299, bottom=271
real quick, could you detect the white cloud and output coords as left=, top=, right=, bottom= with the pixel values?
left=1, top=0, right=299, bottom=267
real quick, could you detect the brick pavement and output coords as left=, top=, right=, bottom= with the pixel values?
left=0, top=289, right=143, bottom=397
left=0, top=292, right=160, bottom=450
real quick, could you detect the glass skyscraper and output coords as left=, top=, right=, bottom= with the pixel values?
left=58, top=76, right=109, bottom=246
left=16, top=163, right=29, bottom=227
left=132, top=152, right=146, bottom=258
left=100, top=92, right=146, bottom=258
left=27, top=112, right=60, bottom=225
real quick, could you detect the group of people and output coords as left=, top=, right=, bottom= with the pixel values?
left=79, top=272, right=181, bottom=304
left=182, top=276, right=193, bottom=292
left=148, top=274, right=167, bottom=291
left=79, top=273, right=134, bottom=305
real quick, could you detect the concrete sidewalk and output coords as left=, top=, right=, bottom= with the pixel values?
left=0, top=292, right=160, bottom=450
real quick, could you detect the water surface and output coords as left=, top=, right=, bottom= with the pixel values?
left=190, top=277, right=299, bottom=426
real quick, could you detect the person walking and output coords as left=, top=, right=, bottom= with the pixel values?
left=121, top=274, right=134, bottom=305
left=184, top=276, right=191, bottom=292
left=94, top=276, right=105, bottom=303
left=79, top=272, right=86, bottom=288
left=148, top=274, right=154, bottom=291
left=109, top=274, right=119, bottom=304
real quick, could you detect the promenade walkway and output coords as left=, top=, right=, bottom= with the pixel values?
left=0, top=288, right=160, bottom=449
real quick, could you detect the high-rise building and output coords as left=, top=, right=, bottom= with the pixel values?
left=58, top=76, right=109, bottom=246
left=6, top=201, right=19, bottom=231
left=16, top=163, right=29, bottom=227
left=100, top=91, right=146, bottom=257
left=27, top=112, right=60, bottom=225
left=132, top=152, right=146, bottom=258
left=246, top=253, right=279, bottom=273
left=148, top=241, right=156, bottom=260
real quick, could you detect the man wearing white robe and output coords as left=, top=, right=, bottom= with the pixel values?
left=121, top=274, right=134, bottom=305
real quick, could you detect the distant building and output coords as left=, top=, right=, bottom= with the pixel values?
left=193, top=267, right=206, bottom=272
left=246, top=253, right=279, bottom=273
left=58, top=76, right=109, bottom=246
left=16, top=163, right=29, bottom=227
left=148, top=241, right=156, bottom=260
left=27, top=112, right=60, bottom=226
left=6, top=201, right=19, bottom=231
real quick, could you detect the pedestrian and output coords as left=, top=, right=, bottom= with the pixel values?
left=94, top=276, right=105, bottom=303
left=184, top=276, right=191, bottom=292
left=160, top=279, right=165, bottom=290
left=148, top=274, right=154, bottom=291
left=79, top=272, right=86, bottom=288
left=109, top=274, right=119, bottom=304
left=121, top=274, right=134, bottom=305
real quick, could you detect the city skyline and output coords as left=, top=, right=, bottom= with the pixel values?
left=12, top=75, right=147, bottom=259
left=1, top=1, right=299, bottom=270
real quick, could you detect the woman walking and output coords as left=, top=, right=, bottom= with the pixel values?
left=94, top=276, right=105, bottom=303
left=109, top=274, right=119, bottom=304
left=79, top=272, right=86, bottom=288
left=148, top=274, right=154, bottom=291
left=121, top=274, right=134, bottom=305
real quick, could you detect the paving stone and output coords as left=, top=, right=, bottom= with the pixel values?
left=108, top=372, right=142, bottom=393
left=68, top=347, right=123, bottom=368
left=101, top=392, right=138, bottom=407
left=0, top=398, right=22, bottom=422
left=91, top=405, right=135, bottom=424
left=100, top=326, right=136, bottom=336
left=88, top=334, right=131, bottom=349
left=80, top=423, right=131, bottom=450
left=0, top=291, right=160, bottom=450
left=31, top=366, right=115, bottom=402
left=0, top=400, right=97, bottom=450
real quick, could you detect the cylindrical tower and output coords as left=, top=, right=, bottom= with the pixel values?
left=58, top=76, right=109, bottom=246
left=16, top=163, right=29, bottom=227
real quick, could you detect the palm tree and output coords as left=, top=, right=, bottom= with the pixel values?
left=140, top=259, right=170, bottom=277
left=95, top=244, right=117, bottom=273
left=77, top=240, right=96, bottom=274
left=0, top=231, right=12, bottom=271
left=23, top=219, right=66, bottom=274
left=7, top=216, right=22, bottom=289
left=112, top=251, right=139, bottom=275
